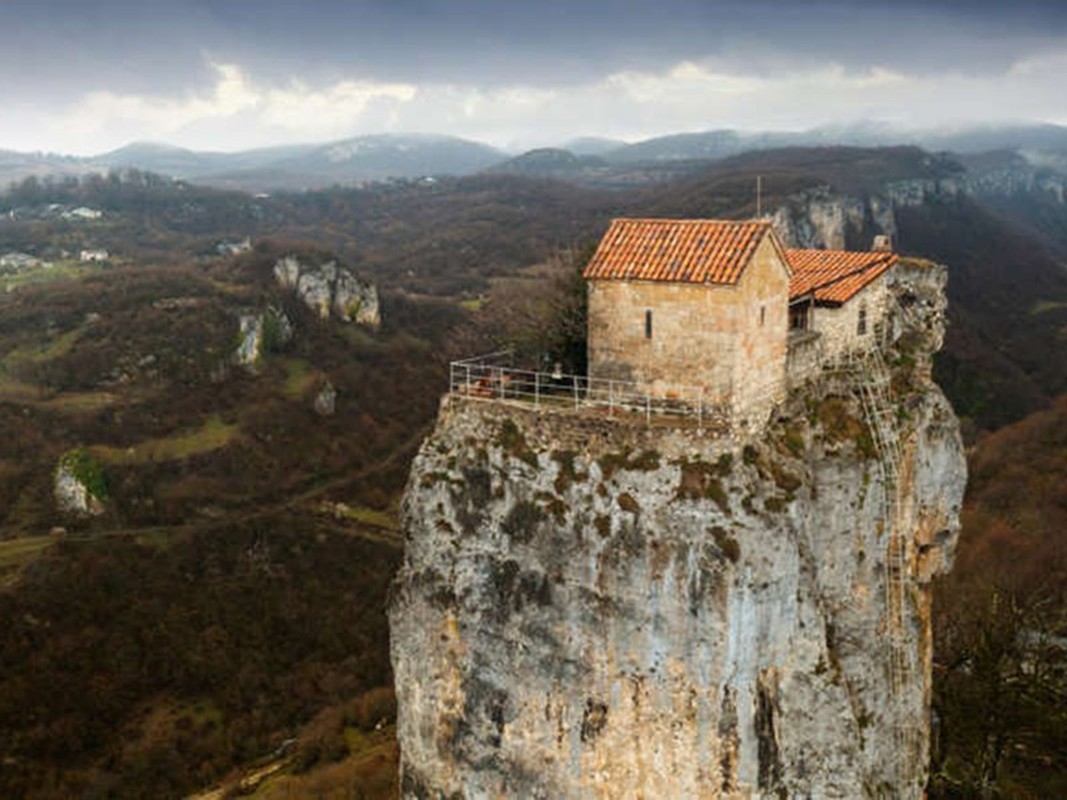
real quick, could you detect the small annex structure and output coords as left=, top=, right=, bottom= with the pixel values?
left=584, top=217, right=900, bottom=430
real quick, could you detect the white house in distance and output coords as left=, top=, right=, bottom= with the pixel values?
left=217, top=237, right=253, bottom=256
left=583, top=217, right=901, bottom=429
left=79, top=249, right=110, bottom=263
left=63, top=207, right=103, bottom=221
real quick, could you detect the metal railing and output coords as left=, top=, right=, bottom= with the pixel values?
left=448, top=352, right=728, bottom=428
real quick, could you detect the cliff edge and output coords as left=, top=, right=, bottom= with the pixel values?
left=389, top=264, right=965, bottom=798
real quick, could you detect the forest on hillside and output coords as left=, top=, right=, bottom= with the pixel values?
left=0, top=148, right=1065, bottom=796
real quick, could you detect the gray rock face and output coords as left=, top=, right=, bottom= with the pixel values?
left=54, top=453, right=105, bottom=517
left=235, top=314, right=264, bottom=368
left=771, top=188, right=867, bottom=249
left=390, top=277, right=965, bottom=797
left=234, top=306, right=293, bottom=370
left=54, top=465, right=96, bottom=516
left=771, top=158, right=1066, bottom=251
left=314, top=381, right=337, bottom=416
left=273, top=255, right=380, bottom=328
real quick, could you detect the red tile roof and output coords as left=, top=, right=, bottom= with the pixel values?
left=583, top=218, right=783, bottom=285
left=786, top=248, right=897, bottom=305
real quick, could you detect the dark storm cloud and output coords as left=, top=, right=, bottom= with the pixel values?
left=1, top=1, right=224, bottom=100
left=3, top=0, right=1066, bottom=98
left=174, top=0, right=1067, bottom=80
left=1, top=0, right=1065, bottom=154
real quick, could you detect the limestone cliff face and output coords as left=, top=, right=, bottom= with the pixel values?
left=234, top=306, right=293, bottom=370
left=390, top=284, right=965, bottom=798
left=273, top=255, right=381, bottom=328
left=770, top=188, right=869, bottom=249
left=54, top=449, right=107, bottom=517
left=770, top=160, right=1065, bottom=249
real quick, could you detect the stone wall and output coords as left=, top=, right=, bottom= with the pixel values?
left=785, top=330, right=824, bottom=389
left=587, top=236, right=788, bottom=432
left=587, top=281, right=733, bottom=397
left=729, top=237, right=789, bottom=430
left=810, top=274, right=893, bottom=362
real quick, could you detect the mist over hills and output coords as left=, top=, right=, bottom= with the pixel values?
left=4, top=123, right=1067, bottom=193
left=9, top=134, right=507, bottom=193
left=599, top=122, right=1067, bottom=164
left=561, top=136, right=626, bottom=156
left=95, top=141, right=321, bottom=178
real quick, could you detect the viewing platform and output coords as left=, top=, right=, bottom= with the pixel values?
left=448, top=351, right=731, bottom=430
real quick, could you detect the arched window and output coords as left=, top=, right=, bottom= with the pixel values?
left=857, top=305, right=868, bottom=335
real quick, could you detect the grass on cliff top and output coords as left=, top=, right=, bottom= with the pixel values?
left=90, top=414, right=240, bottom=465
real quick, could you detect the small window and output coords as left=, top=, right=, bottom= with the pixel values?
left=645, top=309, right=653, bottom=339
left=760, top=305, right=766, bottom=326
left=790, top=303, right=809, bottom=331
left=857, top=306, right=868, bottom=335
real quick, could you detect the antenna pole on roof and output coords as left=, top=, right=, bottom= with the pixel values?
left=756, top=175, right=763, bottom=219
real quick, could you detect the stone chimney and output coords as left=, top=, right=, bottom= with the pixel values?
left=872, top=234, right=893, bottom=252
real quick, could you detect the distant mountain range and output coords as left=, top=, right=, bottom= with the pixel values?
left=98, top=134, right=506, bottom=192
left=3, top=123, right=1067, bottom=193
left=598, top=122, right=1067, bottom=165
left=2, top=134, right=506, bottom=193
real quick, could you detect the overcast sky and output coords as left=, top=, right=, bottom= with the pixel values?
left=2, top=0, right=1066, bottom=154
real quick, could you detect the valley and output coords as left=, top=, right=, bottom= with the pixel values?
left=0, top=141, right=1065, bottom=797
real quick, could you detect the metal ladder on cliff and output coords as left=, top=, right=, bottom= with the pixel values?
left=852, top=347, right=916, bottom=787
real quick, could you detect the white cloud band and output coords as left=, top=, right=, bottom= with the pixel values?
left=33, top=49, right=1067, bottom=155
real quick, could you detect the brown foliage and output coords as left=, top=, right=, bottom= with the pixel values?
left=930, top=395, right=1067, bottom=798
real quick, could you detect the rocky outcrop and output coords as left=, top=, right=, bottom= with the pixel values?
left=313, top=380, right=337, bottom=416
left=770, top=188, right=868, bottom=249
left=771, top=159, right=1066, bottom=250
left=234, top=306, right=293, bottom=370
left=54, top=449, right=106, bottom=517
left=273, top=255, right=381, bottom=328
left=390, top=274, right=965, bottom=797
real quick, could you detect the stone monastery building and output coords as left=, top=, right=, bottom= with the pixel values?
left=583, top=218, right=899, bottom=429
